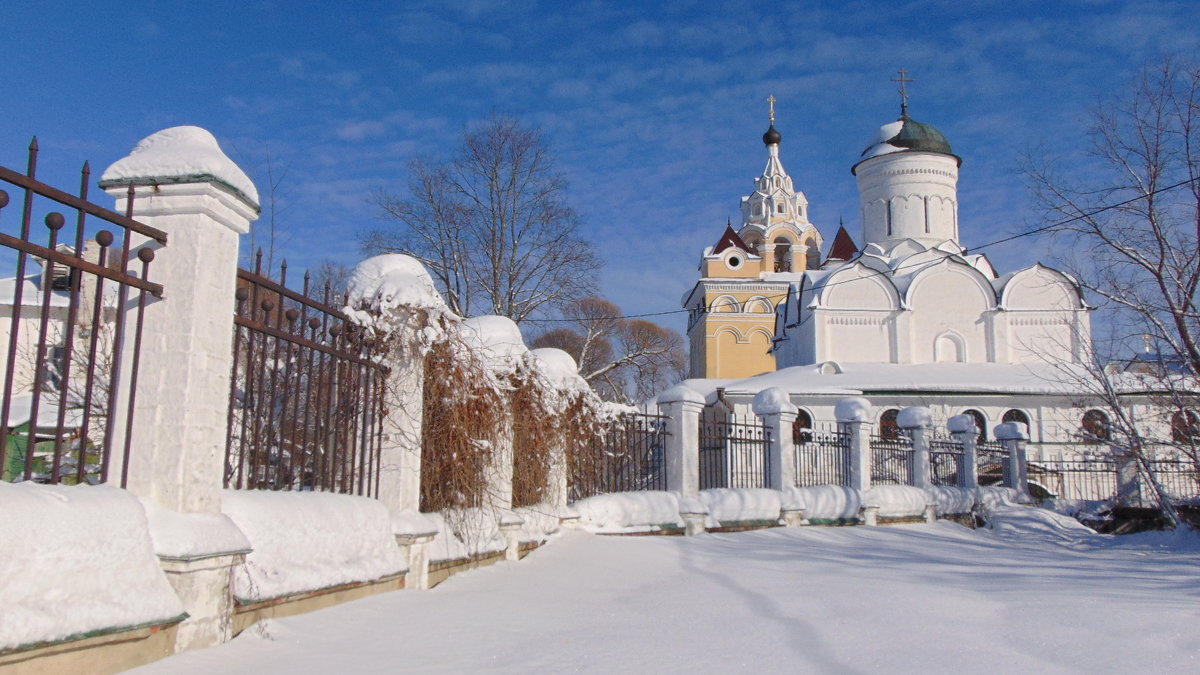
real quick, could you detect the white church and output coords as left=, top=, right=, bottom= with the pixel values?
left=680, top=90, right=1150, bottom=457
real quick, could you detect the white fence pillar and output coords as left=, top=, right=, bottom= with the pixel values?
left=994, top=422, right=1030, bottom=498
left=657, top=385, right=704, bottom=499
left=100, top=127, right=258, bottom=652
left=377, top=346, right=425, bottom=513
left=898, top=406, right=933, bottom=489
left=753, top=387, right=797, bottom=490
left=947, top=414, right=978, bottom=489
left=835, top=397, right=873, bottom=492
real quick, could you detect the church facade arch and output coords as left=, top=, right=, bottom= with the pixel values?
left=710, top=295, right=741, bottom=313
left=934, top=330, right=967, bottom=362
left=744, top=296, right=774, bottom=313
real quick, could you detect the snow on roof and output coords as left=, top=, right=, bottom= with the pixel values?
left=682, top=361, right=1138, bottom=400
left=100, top=126, right=259, bottom=207
left=0, top=273, right=70, bottom=309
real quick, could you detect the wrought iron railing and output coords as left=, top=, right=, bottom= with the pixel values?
left=0, top=141, right=165, bottom=487
left=699, top=411, right=771, bottom=489
left=794, top=428, right=851, bottom=487
left=1031, top=457, right=1119, bottom=502
left=570, top=411, right=669, bottom=501
left=225, top=252, right=387, bottom=497
left=976, top=440, right=1010, bottom=486
left=1146, top=458, right=1200, bottom=503
left=929, top=437, right=965, bottom=487
left=870, top=434, right=913, bottom=485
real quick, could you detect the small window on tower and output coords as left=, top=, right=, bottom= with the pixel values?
left=777, top=203, right=785, bottom=213
left=727, top=255, right=742, bottom=269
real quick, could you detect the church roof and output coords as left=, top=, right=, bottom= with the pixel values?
left=826, top=225, right=859, bottom=262
left=852, top=112, right=961, bottom=174
left=711, top=224, right=752, bottom=256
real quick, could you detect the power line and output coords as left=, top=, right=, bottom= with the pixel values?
left=523, top=174, right=1200, bottom=323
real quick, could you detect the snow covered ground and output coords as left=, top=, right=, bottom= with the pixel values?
left=132, top=511, right=1199, bottom=674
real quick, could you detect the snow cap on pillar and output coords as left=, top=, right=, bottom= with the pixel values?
left=834, top=397, right=871, bottom=422
left=946, top=414, right=977, bottom=434
left=993, top=422, right=1028, bottom=441
left=347, top=254, right=448, bottom=314
left=752, top=387, right=797, bottom=416
left=657, top=384, right=705, bottom=406
left=897, top=406, right=933, bottom=429
left=100, top=126, right=260, bottom=211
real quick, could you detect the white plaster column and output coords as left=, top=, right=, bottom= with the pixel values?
left=375, top=337, right=425, bottom=513
left=994, top=422, right=1030, bottom=499
left=753, top=387, right=798, bottom=490
left=101, top=129, right=258, bottom=515
left=657, top=385, right=705, bottom=499
left=898, top=406, right=933, bottom=489
left=488, top=402, right=515, bottom=510
left=947, top=414, right=978, bottom=489
left=835, top=397, right=873, bottom=492
left=100, top=127, right=259, bottom=654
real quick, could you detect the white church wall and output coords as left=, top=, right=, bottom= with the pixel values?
left=906, top=264, right=993, bottom=363
left=855, top=152, right=959, bottom=245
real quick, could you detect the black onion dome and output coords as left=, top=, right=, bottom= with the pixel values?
left=762, top=124, right=782, bottom=145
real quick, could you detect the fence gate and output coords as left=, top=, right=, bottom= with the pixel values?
left=0, top=145, right=165, bottom=488
left=225, top=252, right=388, bottom=497
left=570, top=411, right=669, bottom=501
left=699, top=409, right=771, bottom=489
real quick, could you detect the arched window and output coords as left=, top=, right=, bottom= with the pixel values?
left=777, top=202, right=786, bottom=213
left=1170, top=410, right=1199, bottom=443
left=1081, top=409, right=1110, bottom=443
left=962, top=409, right=987, bottom=443
left=1002, top=409, right=1030, bottom=438
left=792, top=409, right=813, bottom=444
left=880, top=409, right=900, bottom=440
left=774, top=236, right=792, bottom=273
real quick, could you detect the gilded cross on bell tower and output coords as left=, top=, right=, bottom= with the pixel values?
left=892, top=68, right=914, bottom=117
left=767, top=94, right=776, bottom=124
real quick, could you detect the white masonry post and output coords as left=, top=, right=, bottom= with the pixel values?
left=835, top=397, right=873, bottom=493
left=898, top=406, right=933, bottom=489
left=657, top=384, right=705, bottom=499
left=753, top=387, right=798, bottom=490
left=100, top=126, right=259, bottom=651
left=947, top=414, right=979, bottom=489
left=994, top=422, right=1031, bottom=500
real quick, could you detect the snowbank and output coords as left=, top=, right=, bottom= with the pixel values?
left=923, top=486, right=976, bottom=516
left=0, top=483, right=184, bottom=650
left=699, top=488, right=782, bottom=526
left=513, top=504, right=563, bottom=543
left=222, top=491, right=405, bottom=602
left=783, top=485, right=862, bottom=521
left=100, top=126, right=259, bottom=206
left=573, top=491, right=684, bottom=533
left=863, top=485, right=929, bottom=518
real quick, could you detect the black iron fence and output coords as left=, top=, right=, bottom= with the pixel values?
left=1031, top=457, right=1119, bottom=503
left=976, top=440, right=1010, bottom=486
left=699, top=411, right=771, bottom=489
left=570, top=411, right=669, bottom=501
left=929, top=437, right=965, bottom=487
left=870, top=434, right=913, bottom=486
left=1147, top=458, right=1200, bottom=503
left=225, top=252, right=387, bottom=497
left=794, top=427, right=851, bottom=487
left=0, top=142, right=164, bottom=487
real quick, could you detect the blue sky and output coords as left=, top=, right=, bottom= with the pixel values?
left=2, top=1, right=1198, bottom=336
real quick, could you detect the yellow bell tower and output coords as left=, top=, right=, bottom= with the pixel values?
left=682, top=99, right=824, bottom=379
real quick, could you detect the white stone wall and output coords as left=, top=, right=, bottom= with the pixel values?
left=855, top=152, right=959, bottom=246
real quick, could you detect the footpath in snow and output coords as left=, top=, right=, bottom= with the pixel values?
left=132, top=510, right=1200, bottom=674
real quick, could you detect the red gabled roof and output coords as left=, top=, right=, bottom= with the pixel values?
left=711, top=224, right=752, bottom=256
left=826, top=225, right=858, bottom=262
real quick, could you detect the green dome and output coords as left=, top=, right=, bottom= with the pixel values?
left=886, top=115, right=953, bottom=154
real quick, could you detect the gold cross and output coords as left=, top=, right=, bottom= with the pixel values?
left=767, top=95, right=776, bottom=124
left=891, top=68, right=914, bottom=113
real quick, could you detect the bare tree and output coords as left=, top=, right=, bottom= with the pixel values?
left=1026, top=59, right=1200, bottom=526
left=364, top=116, right=601, bottom=322
left=532, top=296, right=685, bottom=403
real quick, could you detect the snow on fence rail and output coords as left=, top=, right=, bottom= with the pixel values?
left=226, top=251, right=387, bottom=497
left=0, top=147, right=165, bottom=488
